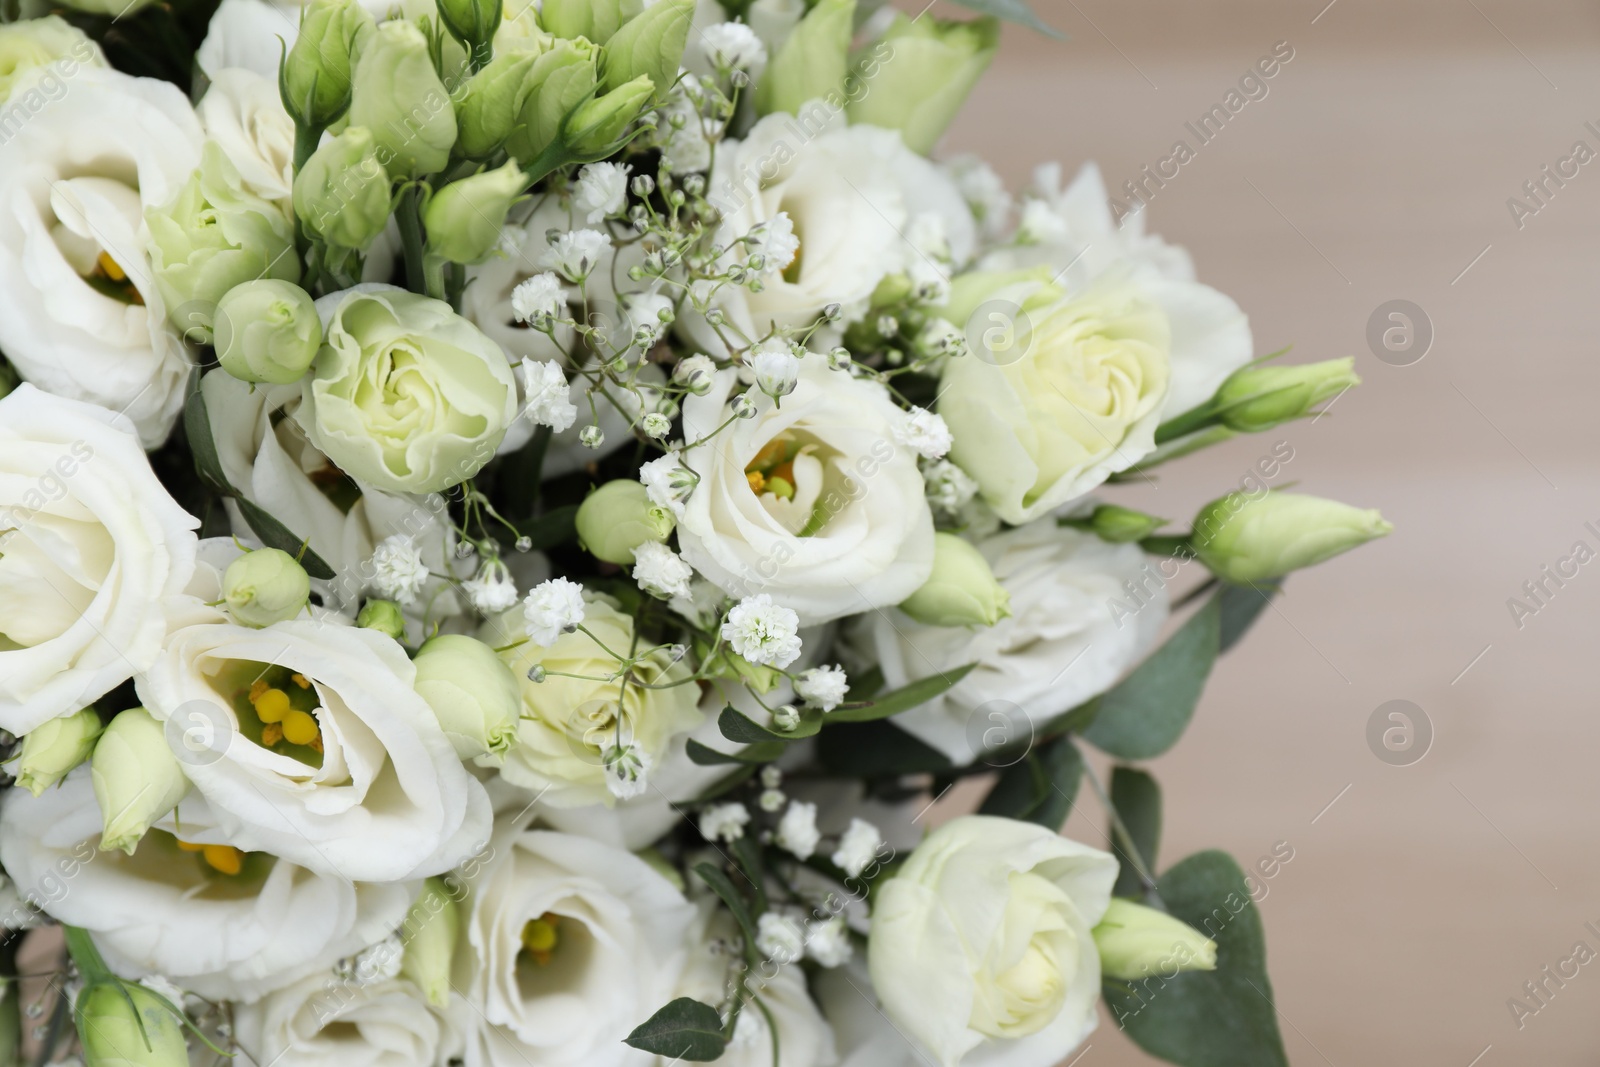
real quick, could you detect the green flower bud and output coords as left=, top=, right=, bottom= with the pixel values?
left=424, top=161, right=526, bottom=264
left=222, top=548, right=312, bottom=627
left=503, top=38, right=599, bottom=166
left=292, top=125, right=393, bottom=252
left=11, top=708, right=101, bottom=797
left=1213, top=357, right=1361, bottom=433
left=145, top=143, right=299, bottom=341
left=898, top=532, right=1011, bottom=627
left=455, top=48, right=542, bottom=159
left=92, top=708, right=190, bottom=856
left=348, top=19, right=459, bottom=178
left=412, top=635, right=520, bottom=759
left=1093, top=899, right=1217, bottom=981
left=436, top=0, right=502, bottom=67
left=846, top=15, right=997, bottom=155
left=600, top=0, right=693, bottom=97
left=561, top=74, right=653, bottom=159
left=541, top=0, right=624, bottom=44
left=1065, top=504, right=1167, bottom=544
left=575, top=480, right=674, bottom=565
left=215, top=280, right=322, bottom=385
left=755, top=0, right=853, bottom=117
left=281, top=0, right=375, bottom=130
left=1192, top=491, right=1391, bottom=584
left=358, top=599, right=407, bottom=638
left=78, top=981, right=189, bottom=1067
left=400, top=878, right=460, bottom=1009
left=0, top=17, right=104, bottom=103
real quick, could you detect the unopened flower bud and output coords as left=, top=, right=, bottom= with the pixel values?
left=1069, top=504, right=1167, bottom=544
left=542, top=0, right=625, bottom=44
left=222, top=548, right=311, bottom=627
left=1093, top=899, right=1217, bottom=981
left=751, top=340, right=799, bottom=399
left=772, top=705, right=800, bottom=731
left=348, top=19, right=458, bottom=178
left=845, top=14, right=999, bottom=155
left=425, top=161, right=526, bottom=264
left=93, top=708, right=191, bottom=854
left=731, top=391, right=758, bottom=418
left=281, top=0, right=374, bottom=130
left=215, top=280, right=322, bottom=385
left=1213, top=357, right=1361, bottom=433
left=435, top=0, right=501, bottom=68
left=563, top=74, right=655, bottom=159
left=78, top=980, right=189, bottom=1067
left=412, top=635, right=520, bottom=759
left=827, top=347, right=852, bottom=371
left=579, top=424, right=605, bottom=448
left=755, top=0, right=852, bottom=117
left=1192, top=491, right=1391, bottom=584
left=293, top=125, right=391, bottom=252
left=898, top=532, right=1010, bottom=627
left=357, top=599, right=406, bottom=638
left=400, top=878, right=460, bottom=1009
left=12, top=708, right=101, bottom=797
left=576, top=479, right=674, bottom=564
left=600, top=0, right=694, bottom=97
left=674, top=353, right=716, bottom=395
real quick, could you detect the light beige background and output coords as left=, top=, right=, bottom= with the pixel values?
left=935, top=1, right=1600, bottom=1063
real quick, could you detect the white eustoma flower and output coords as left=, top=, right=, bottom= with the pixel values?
left=517, top=358, right=578, bottom=432
left=541, top=228, right=612, bottom=282
left=197, top=67, right=294, bottom=202
left=0, top=387, right=198, bottom=734
left=510, top=272, right=563, bottom=324
left=751, top=339, right=800, bottom=399
left=0, top=771, right=414, bottom=1003
left=776, top=800, right=820, bottom=860
left=807, top=918, right=853, bottom=968
left=368, top=535, right=429, bottom=605
left=631, top=541, right=694, bottom=600
left=700, top=21, right=766, bottom=70
left=462, top=558, right=519, bottom=614
left=198, top=0, right=302, bottom=80
left=745, top=211, right=799, bottom=276
left=700, top=802, right=751, bottom=843
left=520, top=577, right=586, bottom=646
left=756, top=912, right=806, bottom=965
left=923, top=458, right=979, bottom=516
left=895, top=407, right=953, bottom=460
left=236, top=972, right=463, bottom=1067
left=572, top=161, right=630, bottom=223
left=832, top=818, right=884, bottom=879
left=639, top=453, right=698, bottom=517
left=673, top=353, right=718, bottom=395
left=0, top=67, right=201, bottom=446
left=721, top=594, right=802, bottom=668
left=796, top=665, right=849, bottom=712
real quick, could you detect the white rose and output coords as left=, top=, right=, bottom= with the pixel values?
left=0, top=386, right=198, bottom=733
left=868, top=815, right=1117, bottom=1067
left=857, top=522, right=1165, bottom=765
left=678, top=353, right=935, bottom=624
left=136, top=615, right=491, bottom=882
left=0, top=68, right=201, bottom=446
left=457, top=824, right=696, bottom=1067
left=236, top=974, right=463, bottom=1067
left=197, top=67, right=295, bottom=202
left=0, top=771, right=413, bottom=1002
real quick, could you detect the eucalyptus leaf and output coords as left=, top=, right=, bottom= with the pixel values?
left=623, top=998, right=728, bottom=1061
left=815, top=719, right=952, bottom=777
left=1083, top=596, right=1220, bottom=760
left=234, top=498, right=336, bottom=580
left=718, top=705, right=822, bottom=744
left=978, top=736, right=1083, bottom=829
left=1219, top=580, right=1280, bottom=653
left=693, top=863, right=761, bottom=947
left=184, top=373, right=237, bottom=496
left=1110, top=766, right=1162, bottom=898
left=515, top=504, right=579, bottom=551
left=685, top=738, right=786, bottom=766
left=827, top=663, right=976, bottom=724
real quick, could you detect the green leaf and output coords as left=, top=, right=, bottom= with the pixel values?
left=1219, top=581, right=1280, bottom=653
left=949, top=0, right=1062, bottom=37
left=693, top=863, right=761, bottom=947
left=234, top=498, right=336, bottom=580
left=184, top=373, right=237, bottom=496
left=685, top=738, right=787, bottom=766
left=623, top=998, right=728, bottom=1061
left=1083, top=596, right=1221, bottom=760
left=718, top=705, right=822, bottom=745
left=730, top=834, right=769, bottom=915
left=1110, top=766, right=1162, bottom=898
left=815, top=719, right=952, bottom=777
left=515, top=504, right=579, bottom=551
left=978, top=735, right=1084, bottom=829
left=827, top=663, right=977, bottom=724
left=1106, top=851, right=1290, bottom=1067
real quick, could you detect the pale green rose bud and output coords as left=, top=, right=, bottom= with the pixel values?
left=215, top=280, right=322, bottom=385
left=898, top=532, right=1010, bottom=628
left=755, top=0, right=853, bottom=117
left=1213, top=357, right=1360, bottom=434
left=349, top=19, right=459, bottom=178
left=541, top=0, right=623, bottom=44
left=12, top=708, right=101, bottom=797
left=412, top=635, right=520, bottom=759
left=846, top=15, right=997, bottom=155
left=145, top=143, right=300, bottom=340
left=575, top=479, right=674, bottom=565
left=503, top=38, right=599, bottom=165
left=424, top=161, right=526, bottom=264
left=78, top=981, right=189, bottom=1067
left=222, top=548, right=311, bottom=627
left=400, top=878, right=460, bottom=1008
left=436, top=0, right=502, bottom=68
left=600, top=0, right=694, bottom=97
left=561, top=74, right=653, bottom=159
left=292, top=125, right=393, bottom=252
left=0, top=17, right=104, bottom=102
left=358, top=599, right=407, bottom=638
left=1093, top=899, right=1217, bottom=981
left=282, top=0, right=375, bottom=130
left=456, top=49, right=542, bottom=159
left=1192, top=491, right=1391, bottom=584
left=92, top=708, right=191, bottom=855
left=1064, top=503, right=1167, bottom=544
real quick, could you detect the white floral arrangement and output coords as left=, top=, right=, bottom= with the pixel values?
left=0, top=0, right=1390, bottom=1065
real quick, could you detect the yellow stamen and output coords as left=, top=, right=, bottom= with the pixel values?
left=174, top=839, right=205, bottom=853
left=290, top=673, right=312, bottom=690
left=96, top=251, right=126, bottom=283
left=249, top=678, right=269, bottom=703
left=746, top=470, right=766, bottom=495
left=521, top=914, right=560, bottom=965
left=282, top=709, right=319, bottom=747
left=201, top=845, right=244, bottom=876
left=253, top=688, right=290, bottom=723
left=260, top=722, right=284, bottom=746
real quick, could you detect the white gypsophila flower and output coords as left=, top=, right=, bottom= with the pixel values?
left=603, top=742, right=652, bottom=801
left=924, top=458, right=979, bottom=515
left=511, top=271, right=564, bottom=324
left=701, top=21, right=766, bottom=70
left=369, top=535, right=429, bottom=605
left=521, top=577, right=586, bottom=646
left=632, top=540, right=695, bottom=601
left=944, top=153, right=1013, bottom=238
left=795, top=665, right=849, bottom=712
left=1017, top=197, right=1070, bottom=245
left=895, top=407, right=953, bottom=460
left=747, top=212, right=799, bottom=276
left=720, top=594, right=802, bottom=668
left=807, top=918, right=853, bottom=968
left=776, top=801, right=820, bottom=861
left=674, top=353, right=717, bottom=395
left=700, top=802, right=750, bottom=843
left=641, top=412, right=672, bottom=438
left=759, top=788, right=785, bottom=812
left=518, top=358, right=578, bottom=433
left=463, top=558, right=519, bottom=614
left=756, top=912, right=806, bottom=966
left=639, top=453, right=698, bottom=517
left=541, top=228, right=612, bottom=281
left=573, top=161, right=630, bottom=224
left=832, top=818, right=884, bottom=879
left=760, top=766, right=783, bottom=789
left=907, top=258, right=952, bottom=307
left=751, top=339, right=800, bottom=398
left=657, top=82, right=713, bottom=172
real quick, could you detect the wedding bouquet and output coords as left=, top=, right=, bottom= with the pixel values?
left=0, top=0, right=1390, bottom=1063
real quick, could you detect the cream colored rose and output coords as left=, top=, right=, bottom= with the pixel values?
left=868, top=815, right=1117, bottom=1067
left=236, top=973, right=462, bottom=1066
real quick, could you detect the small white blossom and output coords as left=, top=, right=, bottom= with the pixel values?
left=796, top=664, right=849, bottom=712
left=639, top=453, right=698, bottom=517
left=895, top=407, right=953, bottom=460
left=368, top=535, right=429, bottom=605
left=541, top=228, right=611, bottom=281
left=776, top=800, right=820, bottom=861
left=760, top=766, right=783, bottom=789
left=603, top=741, right=651, bottom=800
left=924, top=459, right=979, bottom=515
left=521, top=577, right=586, bottom=646
left=746, top=212, right=799, bottom=276
left=700, top=802, right=751, bottom=842
left=673, top=353, right=718, bottom=395
left=758, top=788, right=785, bottom=812
left=518, top=358, right=578, bottom=433
left=573, top=161, right=630, bottom=223
left=511, top=271, right=563, bottom=324
left=945, top=154, right=1013, bottom=238
left=750, top=339, right=799, bottom=398
left=720, top=594, right=801, bottom=668
left=462, top=558, right=519, bottom=614
left=832, top=818, right=884, bottom=879
left=632, top=540, right=694, bottom=600
left=351, top=934, right=405, bottom=985
left=755, top=911, right=805, bottom=965
left=700, top=21, right=766, bottom=71
left=806, top=917, right=853, bottom=968
left=641, top=412, right=672, bottom=438
left=1017, top=198, right=1069, bottom=245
